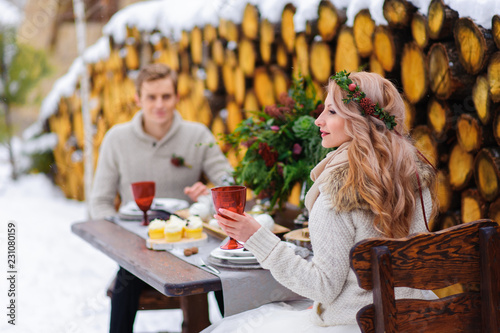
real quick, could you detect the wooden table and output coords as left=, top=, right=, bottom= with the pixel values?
left=72, top=219, right=220, bottom=333
left=71, top=206, right=300, bottom=333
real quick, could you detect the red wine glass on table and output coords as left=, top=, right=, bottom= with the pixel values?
left=131, top=181, right=155, bottom=226
left=211, top=185, right=246, bottom=250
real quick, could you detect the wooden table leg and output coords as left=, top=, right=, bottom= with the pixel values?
left=180, top=293, right=211, bottom=333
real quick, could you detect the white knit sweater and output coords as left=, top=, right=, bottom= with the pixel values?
left=90, top=110, right=232, bottom=219
left=244, top=164, right=433, bottom=327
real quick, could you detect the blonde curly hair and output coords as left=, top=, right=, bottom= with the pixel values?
left=328, top=71, right=437, bottom=238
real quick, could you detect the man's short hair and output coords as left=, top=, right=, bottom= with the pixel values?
left=136, top=63, right=178, bottom=95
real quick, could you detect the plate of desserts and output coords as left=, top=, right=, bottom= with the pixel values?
left=146, top=215, right=208, bottom=250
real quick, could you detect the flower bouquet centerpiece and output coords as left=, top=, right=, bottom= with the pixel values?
left=222, top=76, right=332, bottom=210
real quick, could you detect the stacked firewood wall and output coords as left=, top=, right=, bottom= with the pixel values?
left=45, top=0, right=500, bottom=232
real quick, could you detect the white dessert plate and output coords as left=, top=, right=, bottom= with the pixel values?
left=119, top=198, right=189, bottom=217
left=218, top=246, right=256, bottom=257
left=210, top=248, right=258, bottom=264
left=210, top=242, right=299, bottom=264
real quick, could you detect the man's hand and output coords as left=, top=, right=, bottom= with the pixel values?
left=184, top=181, right=209, bottom=201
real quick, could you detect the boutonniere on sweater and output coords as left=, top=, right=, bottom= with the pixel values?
left=171, top=154, right=192, bottom=168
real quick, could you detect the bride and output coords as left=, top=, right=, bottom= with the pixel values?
left=203, top=71, right=437, bottom=332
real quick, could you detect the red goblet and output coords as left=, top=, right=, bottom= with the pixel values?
left=211, top=185, right=246, bottom=250
left=131, top=181, right=155, bottom=226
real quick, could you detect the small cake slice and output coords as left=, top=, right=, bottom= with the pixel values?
left=184, top=215, right=203, bottom=239
left=164, top=215, right=186, bottom=242
left=148, top=219, right=166, bottom=239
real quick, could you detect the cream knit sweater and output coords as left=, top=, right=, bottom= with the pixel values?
left=90, top=110, right=232, bottom=219
left=244, top=152, right=433, bottom=327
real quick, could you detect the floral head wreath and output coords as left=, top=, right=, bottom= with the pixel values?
left=331, top=70, right=397, bottom=130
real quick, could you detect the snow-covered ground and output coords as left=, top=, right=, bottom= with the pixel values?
left=0, top=144, right=222, bottom=333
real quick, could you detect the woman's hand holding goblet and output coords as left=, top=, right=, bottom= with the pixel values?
left=214, top=209, right=261, bottom=243
left=211, top=185, right=249, bottom=249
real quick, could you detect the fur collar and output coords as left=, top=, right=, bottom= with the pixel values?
left=320, top=158, right=434, bottom=212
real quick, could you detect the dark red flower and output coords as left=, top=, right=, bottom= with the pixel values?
left=279, top=92, right=295, bottom=109
left=359, top=97, right=375, bottom=116
left=258, top=142, right=278, bottom=168
left=264, top=105, right=285, bottom=120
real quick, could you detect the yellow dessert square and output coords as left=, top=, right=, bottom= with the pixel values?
left=165, top=230, right=183, bottom=242
left=148, top=229, right=165, bottom=239
left=184, top=227, right=203, bottom=239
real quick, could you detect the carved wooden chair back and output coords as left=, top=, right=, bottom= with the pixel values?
left=349, top=219, right=500, bottom=332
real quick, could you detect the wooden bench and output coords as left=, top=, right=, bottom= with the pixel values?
left=106, top=277, right=181, bottom=310
left=350, top=219, right=500, bottom=332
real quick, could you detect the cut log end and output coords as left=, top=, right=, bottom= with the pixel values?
left=227, top=99, right=243, bottom=133
left=353, top=9, right=375, bottom=58
left=487, top=196, right=500, bottom=223
left=373, top=26, right=396, bottom=72
left=461, top=189, right=486, bottom=223
left=474, top=148, right=500, bottom=202
left=271, top=65, right=290, bottom=102
left=488, top=52, right=500, bottom=103
left=243, top=89, right=259, bottom=118
left=211, top=40, right=225, bottom=67
left=281, top=4, right=296, bottom=53
left=242, top=3, right=259, bottom=40
left=369, top=54, right=385, bottom=77
left=454, top=18, right=490, bottom=75
left=335, top=27, right=360, bottom=73
left=427, top=0, right=458, bottom=40
left=254, top=67, right=275, bottom=107
left=448, top=143, right=474, bottom=191
left=310, top=42, right=331, bottom=83
left=239, top=39, right=256, bottom=78
left=436, top=170, right=453, bottom=213
left=383, top=0, right=416, bottom=29
left=492, top=15, right=500, bottom=50
left=260, top=19, right=275, bottom=64
left=411, top=12, right=428, bottom=49
left=472, top=75, right=492, bottom=125
left=205, top=60, right=220, bottom=93
left=403, top=97, right=415, bottom=131
left=294, top=34, right=310, bottom=77
left=401, top=42, right=427, bottom=103
left=234, top=67, right=246, bottom=106
left=190, top=27, right=203, bottom=65
left=317, top=0, right=345, bottom=41
left=427, top=42, right=474, bottom=100
left=456, top=114, right=482, bottom=153
left=427, top=97, right=450, bottom=141
left=427, top=43, right=451, bottom=99
left=412, top=126, right=438, bottom=168
left=277, top=42, right=289, bottom=69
